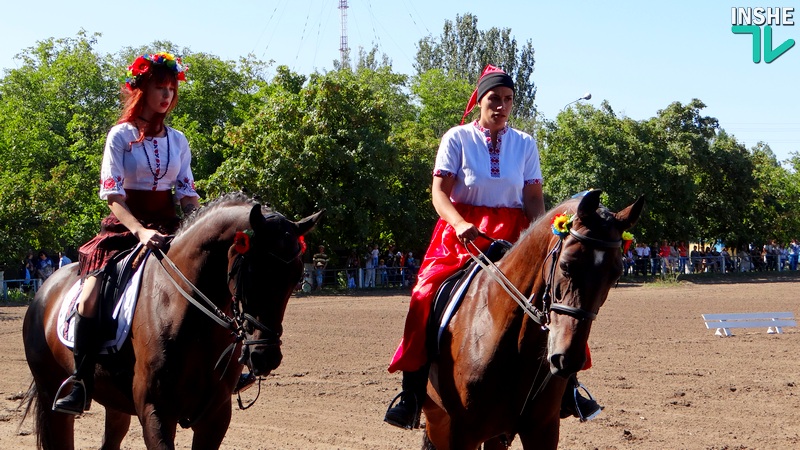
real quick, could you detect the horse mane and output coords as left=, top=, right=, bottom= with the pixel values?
left=176, top=191, right=268, bottom=236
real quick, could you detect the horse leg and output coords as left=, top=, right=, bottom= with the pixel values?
left=422, top=402, right=450, bottom=450
left=189, top=397, right=232, bottom=450
left=518, top=418, right=560, bottom=450
left=423, top=404, right=481, bottom=450
left=136, top=403, right=178, bottom=450
left=100, top=407, right=131, bottom=450
left=482, top=435, right=513, bottom=450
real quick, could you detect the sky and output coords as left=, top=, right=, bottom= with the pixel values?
left=2, top=1, right=799, bottom=161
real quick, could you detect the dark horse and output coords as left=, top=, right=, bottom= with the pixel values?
left=22, top=193, right=323, bottom=449
left=423, top=190, right=644, bottom=450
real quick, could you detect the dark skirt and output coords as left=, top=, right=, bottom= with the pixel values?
left=78, top=190, right=179, bottom=278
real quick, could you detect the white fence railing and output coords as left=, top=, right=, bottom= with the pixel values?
left=623, top=255, right=792, bottom=276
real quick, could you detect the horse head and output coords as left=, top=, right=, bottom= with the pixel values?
left=228, top=205, right=323, bottom=376
left=546, top=190, right=644, bottom=377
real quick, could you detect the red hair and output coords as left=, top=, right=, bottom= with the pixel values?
left=118, top=64, right=180, bottom=146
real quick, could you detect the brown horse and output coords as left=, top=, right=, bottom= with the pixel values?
left=22, top=193, right=323, bottom=450
left=423, top=190, right=644, bottom=450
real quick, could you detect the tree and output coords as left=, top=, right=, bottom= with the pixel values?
left=539, top=101, right=689, bottom=241
left=745, top=143, right=795, bottom=246
left=0, top=32, right=118, bottom=269
left=414, top=13, right=537, bottom=119
left=205, top=66, right=430, bottom=258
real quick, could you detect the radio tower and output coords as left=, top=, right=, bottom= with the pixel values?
left=338, top=0, right=350, bottom=68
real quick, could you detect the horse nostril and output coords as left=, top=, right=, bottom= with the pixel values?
left=550, top=354, right=566, bottom=371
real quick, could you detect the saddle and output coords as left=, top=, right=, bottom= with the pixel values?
left=426, top=239, right=512, bottom=358
left=96, top=244, right=148, bottom=341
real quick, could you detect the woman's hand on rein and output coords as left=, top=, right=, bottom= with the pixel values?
left=454, top=220, right=480, bottom=244
left=138, top=228, right=167, bottom=250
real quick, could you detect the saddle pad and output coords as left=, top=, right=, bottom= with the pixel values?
left=436, top=262, right=484, bottom=347
left=57, top=256, right=147, bottom=354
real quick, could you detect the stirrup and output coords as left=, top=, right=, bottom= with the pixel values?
left=384, top=391, right=421, bottom=430
left=52, top=376, right=89, bottom=415
left=571, top=382, right=602, bottom=422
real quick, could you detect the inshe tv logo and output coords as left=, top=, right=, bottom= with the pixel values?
left=731, top=7, right=795, bottom=63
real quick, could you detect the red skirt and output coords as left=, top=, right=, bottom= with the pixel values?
left=388, top=204, right=529, bottom=373
left=78, top=190, right=179, bottom=278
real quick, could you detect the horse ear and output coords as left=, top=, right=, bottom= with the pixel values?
left=296, top=209, right=325, bottom=236
left=249, top=204, right=267, bottom=230
left=576, top=189, right=602, bottom=222
left=615, top=195, right=645, bottom=230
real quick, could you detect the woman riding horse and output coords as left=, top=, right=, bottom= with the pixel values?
left=384, top=64, right=600, bottom=430
left=53, top=52, right=200, bottom=415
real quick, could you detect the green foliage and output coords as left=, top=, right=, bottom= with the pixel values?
left=0, top=32, right=117, bottom=268
left=414, top=13, right=537, bottom=119
left=205, top=66, right=432, bottom=257
left=2, top=24, right=800, bottom=271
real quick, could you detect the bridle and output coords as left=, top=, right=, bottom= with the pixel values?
left=540, top=228, right=622, bottom=323
left=226, top=233, right=303, bottom=349
left=467, top=225, right=622, bottom=419
left=467, top=226, right=622, bottom=329
left=153, top=217, right=303, bottom=408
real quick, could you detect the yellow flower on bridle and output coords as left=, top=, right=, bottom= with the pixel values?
left=551, top=213, right=574, bottom=237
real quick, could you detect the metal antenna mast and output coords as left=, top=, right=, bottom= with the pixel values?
left=338, top=0, right=350, bottom=68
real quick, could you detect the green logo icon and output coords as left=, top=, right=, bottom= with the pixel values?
left=732, top=25, right=795, bottom=63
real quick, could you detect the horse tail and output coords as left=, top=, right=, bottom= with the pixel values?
left=17, top=380, right=46, bottom=449
left=17, top=379, right=50, bottom=450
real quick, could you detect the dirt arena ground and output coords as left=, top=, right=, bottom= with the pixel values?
left=1, top=277, right=799, bottom=449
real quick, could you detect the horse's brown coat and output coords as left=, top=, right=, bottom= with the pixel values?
left=424, top=191, right=644, bottom=450
left=22, top=194, right=322, bottom=450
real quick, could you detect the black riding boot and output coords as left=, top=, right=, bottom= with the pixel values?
left=560, top=374, right=603, bottom=421
left=384, top=365, right=429, bottom=429
left=53, top=314, right=99, bottom=415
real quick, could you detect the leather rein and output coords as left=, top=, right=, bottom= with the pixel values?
left=467, top=227, right=622, bottom=329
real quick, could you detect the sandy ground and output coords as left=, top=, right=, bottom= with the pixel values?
left=1, top=278, right=800, bottom=449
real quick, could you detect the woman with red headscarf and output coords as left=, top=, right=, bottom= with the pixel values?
left=384, top=65, right=601, bottom=429
left=53, top=52, right=200, bottom=415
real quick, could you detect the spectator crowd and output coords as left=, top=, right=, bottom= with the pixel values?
left=623, top=239, right=800, bottom=276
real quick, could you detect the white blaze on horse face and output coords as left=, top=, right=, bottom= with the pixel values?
left=594, top=249, right=606, bottom=266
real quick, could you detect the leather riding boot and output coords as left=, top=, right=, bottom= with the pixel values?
left=384, top=365, right=429, bottom=429
left=53, top=314, right=99, bottom=415
left=560, top=374, right=603, bottom=422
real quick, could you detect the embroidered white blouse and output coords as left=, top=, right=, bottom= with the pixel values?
left=99, top=123, right=198, bottom=200
left=433, top=121, right=542, bottom=208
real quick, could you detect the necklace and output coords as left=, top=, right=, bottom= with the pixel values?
left=142, top=129, right=171, bottom=190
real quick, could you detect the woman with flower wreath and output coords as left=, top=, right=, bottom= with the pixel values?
left=384, top=64, right=601, bottom=430
left=53, top=52, right=201, bottom=415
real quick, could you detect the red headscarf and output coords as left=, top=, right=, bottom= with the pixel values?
left=460, top=64, right=515, bottom=124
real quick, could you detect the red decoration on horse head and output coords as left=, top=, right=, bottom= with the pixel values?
left=233, top=230, right=252, bottom=254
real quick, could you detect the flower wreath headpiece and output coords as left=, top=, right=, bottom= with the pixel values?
left=126, top=52, right=188, bottom=89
